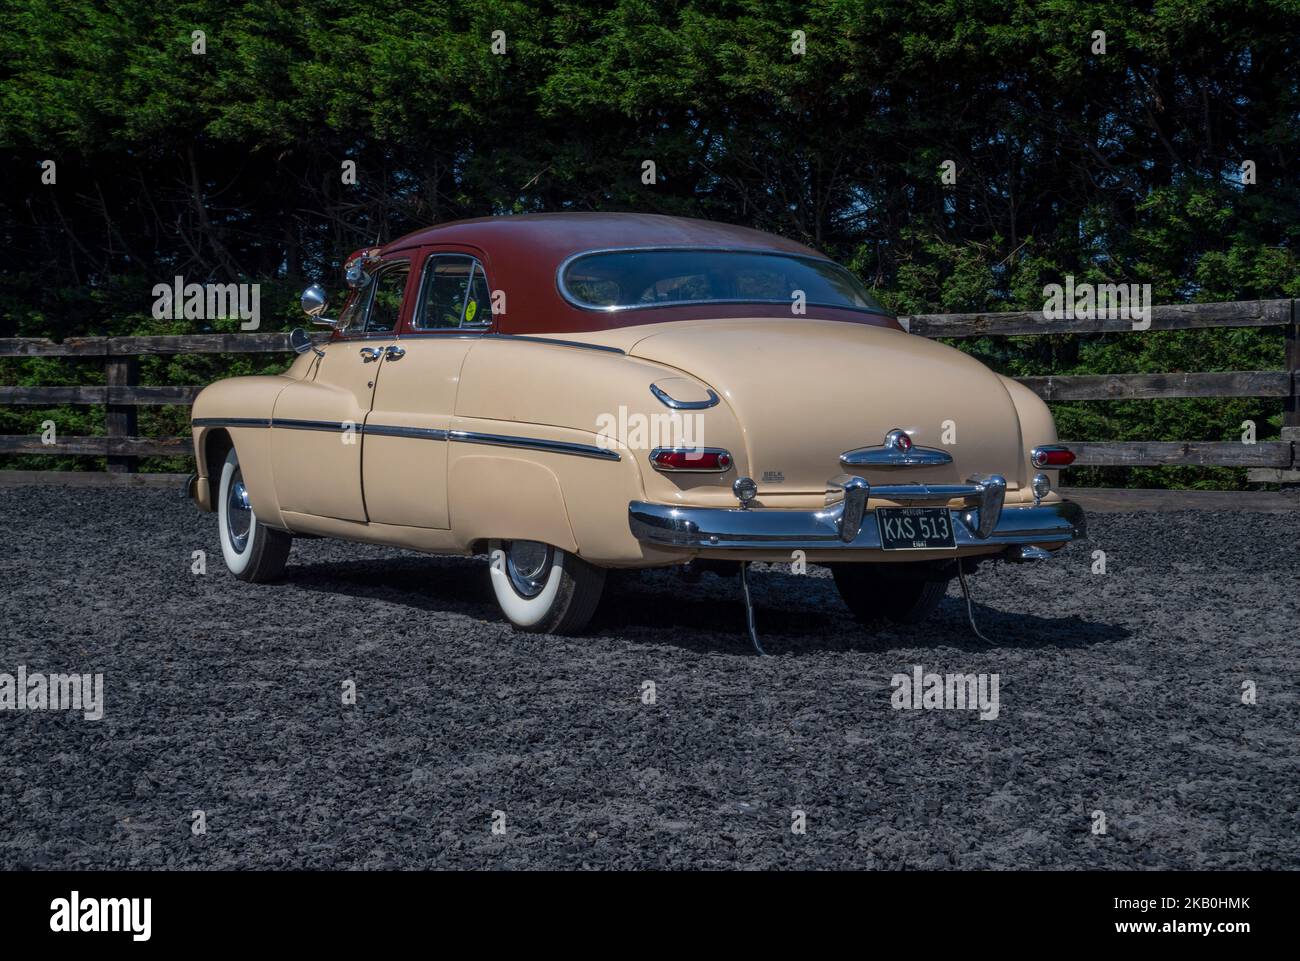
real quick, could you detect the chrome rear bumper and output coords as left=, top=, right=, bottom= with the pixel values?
left=628, top=497, right=1085, bottom=552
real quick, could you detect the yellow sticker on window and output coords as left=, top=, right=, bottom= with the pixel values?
left=465, top=300, right=478, bottom=322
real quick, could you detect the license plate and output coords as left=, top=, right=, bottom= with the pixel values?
left=876, top=507, right=957, bottom=551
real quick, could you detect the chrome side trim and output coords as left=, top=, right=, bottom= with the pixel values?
left=274, top=420, right=446, bottom=439
left=272, top=418, right=350, bottom=433
left=449, top=430, right=620, bottom=461
left=387, top=332, right=625, bottom=352
left=330, top=332, right=405, bottom=341
left=361, top=425, right=450, bottom=441
left=628, top=498, right=1085, bottom=551
left=196, top=417, right=614, bottom=459
left=191, top=417, right=271, bottom=429
left=487, top=333, right=626, bottom=355
left=649, top=382, right=720, bottom=410
left=391, top=332, right=487, bottom=341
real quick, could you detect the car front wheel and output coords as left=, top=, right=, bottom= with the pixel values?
left=487, top=539, right=606, bottom=635
left=217, top=447, right=292, bottom=582
left=830, top=562, right=950, bottom=625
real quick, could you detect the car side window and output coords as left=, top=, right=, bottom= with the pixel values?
left=463, top=262, right=490, bottom=327
left=415, top=255, right=491, bottom=330
left=360, top=264, right=409, bottom=334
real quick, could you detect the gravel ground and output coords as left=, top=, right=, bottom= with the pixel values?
left=0, top=486, right=1296, bottom=870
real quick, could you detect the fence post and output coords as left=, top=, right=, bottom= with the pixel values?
left=1287, top=299, right=1299, bottom=433
left=105, top=347, right=138, bottom=473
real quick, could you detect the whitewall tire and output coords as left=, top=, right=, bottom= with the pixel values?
left=217, top=447, right=292, bottom=582
left=488, top=540, right=606, bottom=635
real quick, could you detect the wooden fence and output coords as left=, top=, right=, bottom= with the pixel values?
left=1, top=300, right=1297, bottom=504
left=901, top=298, right=1298, bottom=486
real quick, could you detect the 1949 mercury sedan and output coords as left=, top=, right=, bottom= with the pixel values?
left=188, top=213, right=1084, bottom=640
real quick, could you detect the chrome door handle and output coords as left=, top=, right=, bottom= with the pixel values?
left=359, top=347, right=383, bottom=362
left=384, top=345, right=406, bottom=360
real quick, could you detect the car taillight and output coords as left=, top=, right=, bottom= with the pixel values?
left=650, top=448, right=734, bottom=473
left=1031, top=445, right=1075, bottom=468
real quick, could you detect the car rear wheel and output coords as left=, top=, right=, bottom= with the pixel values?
left=831, top=562, right=950, bottom=625
left=487, top=539, right=606, bottom=635
left=217, top=447, right=292, bottom=582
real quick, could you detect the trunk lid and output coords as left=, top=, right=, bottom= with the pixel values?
left=626, top=318, right=1026, bottom=493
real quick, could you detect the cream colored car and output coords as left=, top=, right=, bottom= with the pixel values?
left=188, top=213, right=1084, bottom=638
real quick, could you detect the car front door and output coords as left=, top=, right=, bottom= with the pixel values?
left=361, top=248, right=491, bottom=529
left=271, top=260, right=412, bottom=522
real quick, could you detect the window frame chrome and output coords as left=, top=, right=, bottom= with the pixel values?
left=413, top=252, right=494, bottom=332
left=346, top=258, right=411, bottom=337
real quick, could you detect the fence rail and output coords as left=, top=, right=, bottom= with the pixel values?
left=2, top=299, right=1297, bottom=490
left=0, top=332, right=302, bottom=356
left=900, top=298, right=1295, bottom=338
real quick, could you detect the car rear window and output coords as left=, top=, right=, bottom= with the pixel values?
left=560, top=249, right=885, bottom=313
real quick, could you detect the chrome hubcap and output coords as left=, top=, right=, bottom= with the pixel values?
left=504, top=540, right=552, bottom=599
left=226, top=473, right=252, bottom=551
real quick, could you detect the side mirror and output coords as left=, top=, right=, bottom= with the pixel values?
left=300, top=284, right=336, bottom=327
left=289, top=327, right=323, bottom=357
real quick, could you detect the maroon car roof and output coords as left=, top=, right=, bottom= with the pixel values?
left=377, top=212, right=893, bottom=336
left=382, top=212, right=823, bottom=260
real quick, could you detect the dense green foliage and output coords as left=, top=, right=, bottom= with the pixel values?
left=1, top=0, right=1298, bottom=483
